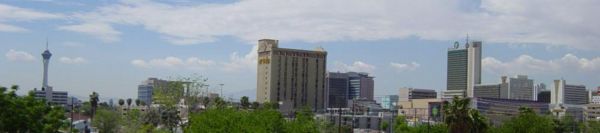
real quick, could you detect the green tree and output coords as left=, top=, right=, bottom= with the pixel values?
left=240, top=96, right=250, bottom=109
left=0, top=85, right=67, bottom=132
left=92, top=108, right=121, bottom=133
left=121, top=109, right=145, bottom=133
left=380, top=121, right=389, bottom=132
left=126, top=98, right=132, bottom=109
left=283, top=107, right=319, bottom=133
left=491, top=107, right=554, bottom=133
left=251, top=101, right=260, bottom=109
left=443, top=96, right=488, bottom=133
left=185, top=107, right=284, bottom=132
left=135, top=99, right=140, bottom=106
left=160, top=106, right=181, bottom=132
left=89, top=92, right=99, bottom=121
left=118, top=99, right=124, bottom=107
left=393, top=115, right=411, bottom=132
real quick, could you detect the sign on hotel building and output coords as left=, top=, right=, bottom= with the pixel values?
left=256, top=39, right=327, bottom=112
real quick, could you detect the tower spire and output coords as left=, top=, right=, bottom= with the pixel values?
left=45, top=37, right=48, bottom=50
left=466, top=33, right=470, bottom=44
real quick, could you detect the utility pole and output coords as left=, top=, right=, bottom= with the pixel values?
left=219, top=84, right=224, bottom=98
left=70, top=97, right=74, bottom=132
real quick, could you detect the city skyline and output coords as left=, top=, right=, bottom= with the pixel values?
left=1, top=0, right=599, bottom=101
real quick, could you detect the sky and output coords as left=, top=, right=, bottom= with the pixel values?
left=0, top=0, right=599, bottom=102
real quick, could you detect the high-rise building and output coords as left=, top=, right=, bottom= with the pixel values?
left=534, top=83, right=546, bottom=101
left=551, top=79, right=588, bottom=105
left=399, top=88, right=437, bottom=101
left=445, top=41, right=481, bottom=98
left=326, top=72, right=349, bottom=108
left=508, top=75, right=534, bottom=100
left=137, top=78, right=170, bottom=105
left=256, top=39, right=327, bottom=112
left=325, top=72, right=375, bottom=108
left=33, top=41, right=68, bottom=107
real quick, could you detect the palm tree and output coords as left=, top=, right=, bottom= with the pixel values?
left=135, top=99, right=141, bottom=107
left=443, top=96, right=488, bottom=133
left=89, top=92, right=99, bottom=120
left=118, top=99, right=125, bottom=107
left=126, top=98, right=132, bottom=109
left=240, top=96, right=250, bottom=109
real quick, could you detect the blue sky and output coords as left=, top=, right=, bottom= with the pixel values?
left=0, top=0, right=599, bottom=101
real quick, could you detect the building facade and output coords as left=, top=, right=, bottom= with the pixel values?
left=473, top=75, right=536, bottom=100
left=326, top=72, right=374, bottom=108
left=256, top=39, right=327, bottom=112
left=508, top=75, right=534, bottom=100
left=381, top=95, right=399, bottom=110
left=445, top=41, right=481, bottom=98
left=537, top=91, right=551, bottom=103
left=473, top=97, right=549, bottom=125
left=552, top=79, right=588, bottom=105
left=534, top=83, right=546, bottom=101
left=585, top=104, right=600, bottom=120
left=399, top=88, right=437, bottom=101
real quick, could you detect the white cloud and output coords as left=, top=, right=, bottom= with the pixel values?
left=58, top=23, right=121, bottom=42
left=221, top=45, right=258, bottom=72
left=0, top=3, right=62, bottom=32
left=59, top=57, right=87, bottom=64
left=333, top=61, right=376, bottom=74
left=131, top=56, right=216, bottom=70
left=390, top=62, right=420, bottom=72
left=5, top=49, right=35, bottom=62
left=61, top=0, right=600, bottom=49
left=482, top=54, right=600, bottom=75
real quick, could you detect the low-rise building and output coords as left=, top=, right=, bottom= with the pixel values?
left=585, top=104, right=600, bottom=120
left=473, top=97, right=549, bottom=125
left=399, top=88, right=437, bottom=101
left=397, top=98, right=443, bottom=121
left=380, top=95, right=399, bottom=110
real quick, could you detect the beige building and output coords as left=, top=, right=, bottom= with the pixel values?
left=256, top=39, right=327, bottom=112
left=397, top=98, right=443, bottom=121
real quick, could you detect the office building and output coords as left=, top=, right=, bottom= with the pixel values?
left=445, top=41, right=481, bottom=98
left=508, top=75, right=534, bottom=100
left=537, top=91, right=551, bottom=103
left=473, top=75, right=534, bottom=100
left=399, top=88, right=437, bottom=101
left=534, top=83, right=546, bottom=101
left=33, top=42, right=68, bottom=107
left=137, top=78, right=170, bottom=105
left=473, top=97, right=549, bottom=125
left=474, top=76, right=508, bottom=99
left=380, top=95, right=399, bottom=110
left=326, top=72, right=375, bottom=108
left=550, top=79, right=587, bottom=121
left=551, top=79, right=588, bottom=105
left=256, top=39, right=327, bottom=112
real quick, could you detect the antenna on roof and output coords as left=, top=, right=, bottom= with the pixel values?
left=45, top=37, right=49, bottom=50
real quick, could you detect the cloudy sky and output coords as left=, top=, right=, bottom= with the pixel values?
left=1, top=0, right=599, bottom=101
